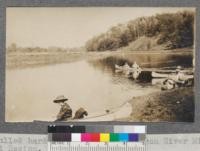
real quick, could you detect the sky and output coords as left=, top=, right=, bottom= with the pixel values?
left=6, top=7, right=195, bottom=48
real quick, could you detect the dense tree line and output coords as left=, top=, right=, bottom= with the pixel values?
left=7, top=43, right=82, bottom=54
left=85, top=11, right=194, bottom=51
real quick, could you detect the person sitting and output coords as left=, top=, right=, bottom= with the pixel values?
left=175, top=66, right=186, bottom=84
left=53, top=95, right=72, bottom=121
left=161, top=79, right=177, bottom=90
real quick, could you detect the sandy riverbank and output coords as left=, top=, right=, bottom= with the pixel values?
left=34, top=87, right=194, bottom=122
left=74, top=87, right=194, bottom=122
left=125, top=87, right=194, bottom=122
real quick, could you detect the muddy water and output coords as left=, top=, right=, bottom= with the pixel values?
left=6, top=52, right=193, bottom=122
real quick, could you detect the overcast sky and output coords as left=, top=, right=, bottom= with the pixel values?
left=6, top=7, right=195, bottom=48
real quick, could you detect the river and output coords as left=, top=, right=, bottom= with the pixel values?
left=6, top=52, right=193, bottom=122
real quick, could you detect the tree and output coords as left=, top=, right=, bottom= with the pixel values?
left=7, top=43, right=17, bottom=53
left=85, top=11, right=194, bottom=51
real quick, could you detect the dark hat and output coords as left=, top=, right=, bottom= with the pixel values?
left=53, top=95, right=68, bottom=103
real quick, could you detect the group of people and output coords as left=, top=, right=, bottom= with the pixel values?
left=53, top=95, right=88, bottom=121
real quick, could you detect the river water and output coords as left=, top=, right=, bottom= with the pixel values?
left=6, top=52, right=193, bottom=122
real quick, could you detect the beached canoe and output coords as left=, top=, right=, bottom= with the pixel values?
left=151, top=78, right=166, bottom=85
left=115, top=63, right=141, bottom=72
left=115, top=63, right=142, bottom=79
left=115, top=63, right=131, bottom=70
left=151, top=71, right=194, bottom=80
left=152, top=72, right=175, bottom=78
left=115, top=64, right=124, bottom=70
left=74, top=102, right=132, bottom=122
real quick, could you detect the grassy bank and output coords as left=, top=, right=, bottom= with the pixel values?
left=128, top=87, right=194, bottom=122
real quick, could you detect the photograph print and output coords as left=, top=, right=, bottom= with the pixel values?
left=6, top=7, right=195, bottom=122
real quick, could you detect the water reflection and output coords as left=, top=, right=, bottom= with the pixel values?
left=88, top=52, right=193, bottom=82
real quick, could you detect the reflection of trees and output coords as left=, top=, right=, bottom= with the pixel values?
left=88, top=57, right=120, bottom=74
left=88, top=53, right=193, bottom=74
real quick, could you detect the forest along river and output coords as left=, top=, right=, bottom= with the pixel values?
left=6, top=52, right=193, bottom=122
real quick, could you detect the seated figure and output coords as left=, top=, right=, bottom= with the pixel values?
left=53, top=95, right=72, bottom=121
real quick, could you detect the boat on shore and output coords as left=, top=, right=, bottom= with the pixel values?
left=115, top=64, right=123, bottom=70
left=152, top=78, right=166, bottom=85
left=115, top=62, right=194, bottom=81
left=115, top=63, right=131, bottom=71
left=74, top=102, right=132, bottom=121
left=152, top=72, right=177, bottom=78
left=115, top=62, right=142, bottom=79
left=152, top=71, right=194, bottom=80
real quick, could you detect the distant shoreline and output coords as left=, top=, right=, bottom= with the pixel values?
left=6, top=51, right=86, bottom=69
left=6, top=48, right=194, bottom=69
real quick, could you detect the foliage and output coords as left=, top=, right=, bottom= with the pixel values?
left=7, top=44, right=83, bottom=54
left=85, top=11, right=194, bottom=51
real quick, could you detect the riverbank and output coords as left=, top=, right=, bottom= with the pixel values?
left=72, top=87, right=194, bottom=122
left=127, top=87, right=194, bottom=122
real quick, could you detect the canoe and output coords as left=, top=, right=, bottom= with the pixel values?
left=151, top=78, right=166, bottom=85
left=152, top=71, right=176, bottom=78
left=115, top=63, right=142, bottom=79
left=115, top=64, right=141, bottom=72
left=115, top=63, right=131, bottom=70
left=73, top=102, right=132, bottom=122
left=152, top=71, right=194, bottom=80
left=115, top=64, right=123, bottom=70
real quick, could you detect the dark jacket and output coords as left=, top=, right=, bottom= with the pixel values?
left=56, top=102, right=72, bottom=121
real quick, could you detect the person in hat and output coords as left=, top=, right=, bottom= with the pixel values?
left=161, top=79, right=177, bottom=90
left=175, top=66, right=186, bottom=85
left=54, top=95, right=72, bottom=121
